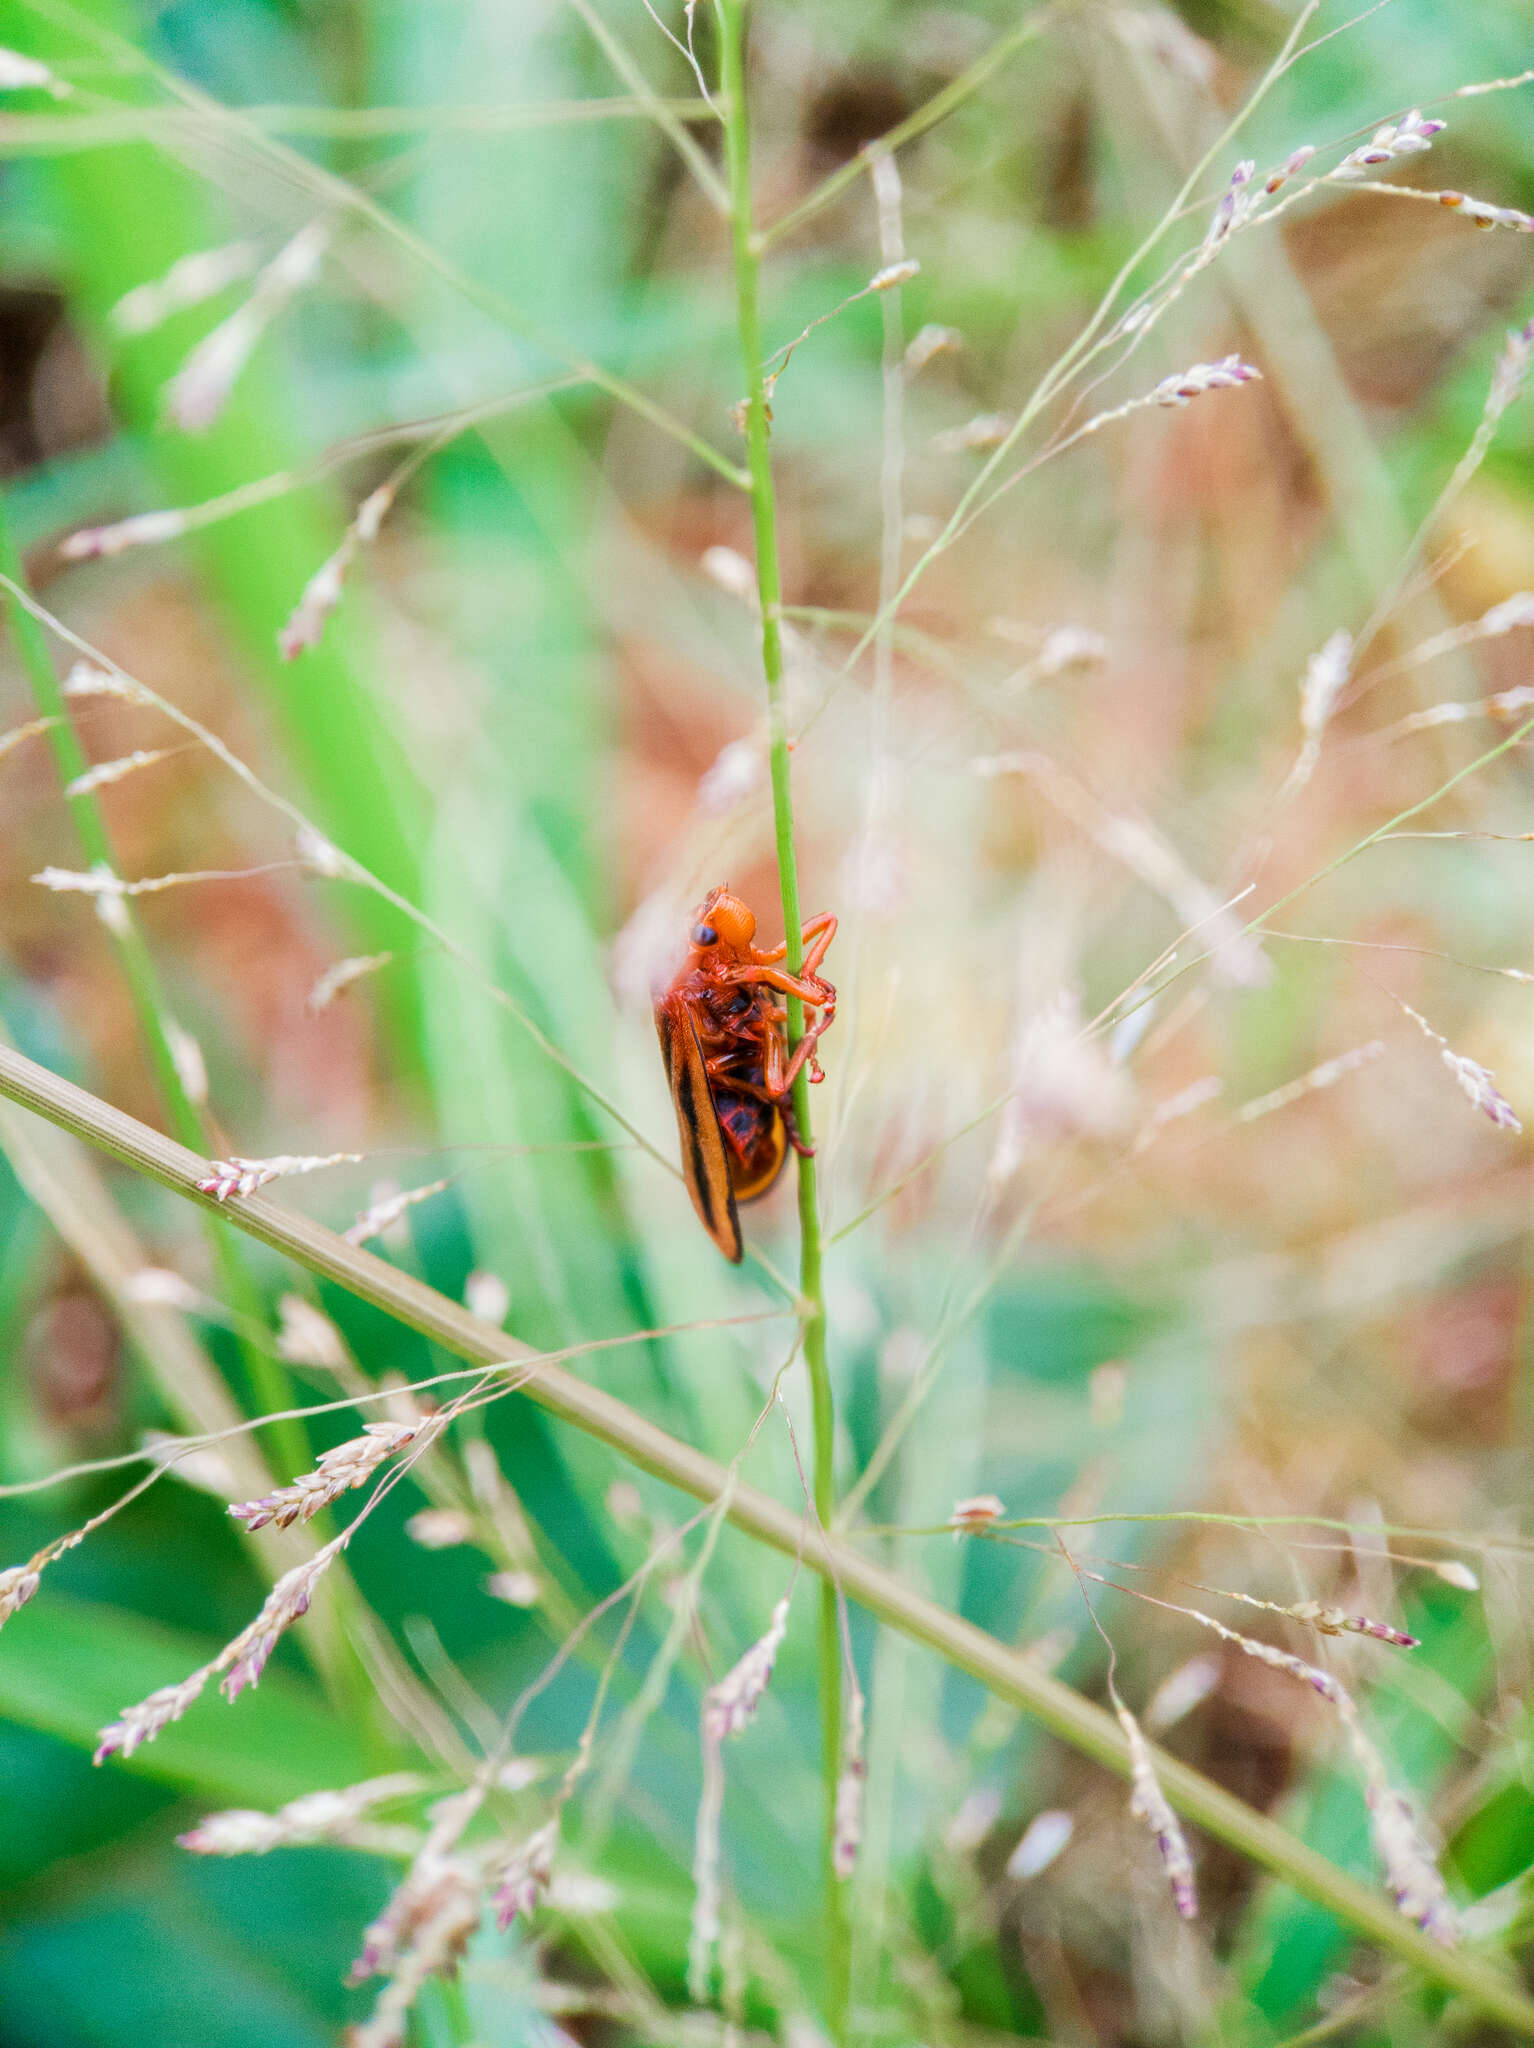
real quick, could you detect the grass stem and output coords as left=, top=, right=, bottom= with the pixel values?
left=756, top=6, right=1056, bottom=252
left=716, top=1, right=848, bottom=2029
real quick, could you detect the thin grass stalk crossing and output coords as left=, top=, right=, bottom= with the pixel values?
left=715, top=0, right=848, bottom=2026
left=834, top=0, right=1325, bottom=677
left=755, top=6, right=1056, bottom=252
left=0, top=496, right=315, bottom=1492
left=17, top=0, right=750, bottom=490
left=0, top=495, right=383, bottom=1718
left=0, top=1040, right=1532, bottom=2037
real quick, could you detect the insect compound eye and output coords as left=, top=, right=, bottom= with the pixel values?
left=691, top=922, right=718, bottom=947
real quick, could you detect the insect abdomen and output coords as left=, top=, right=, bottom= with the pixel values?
left=716, top=1092, right=788, bottom=1203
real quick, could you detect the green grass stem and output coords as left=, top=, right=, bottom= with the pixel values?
left=716, top=1, right=847, bottom=2028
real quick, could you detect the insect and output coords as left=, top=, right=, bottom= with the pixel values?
left=655, top=884, right=837, bottom=1262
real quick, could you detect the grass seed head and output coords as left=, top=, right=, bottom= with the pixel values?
left=95, top=1671, right=211, bottom=1763
left=1116, top=1703, right=1198, bottom=1919
left=228, top=1422, right=423, bottom=1532
left=703, top=1595, right=792, bottom=1743
left=1332, top=110, right=1447, bottom=179
left=0, top=1564, right=41, bottom=1626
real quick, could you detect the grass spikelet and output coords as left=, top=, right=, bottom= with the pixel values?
left=832, top=1686, right=866, bottom=1880
left=227, top=1420, right=433, bottom=1531
left=1159, top=1606, right=1455, bottom=1938
left=1331, top=110, right=1447, bottom=179
left=348, top=1850, right=482, bottom=2048
left=688, top=1727, right=726, bottom=2003
left=1436, top=190, right=1534, bottom=231
left=306, top=951, right=395, bottom=1013
left=343, top=1178, right=454, bottom=1245
left=1457, top=67, right=1534, bottom=98
left=0, top=47, right=69, bottom=94
left=120, top=1267, right=202, bottom=1309
left=1150, top=354, right=1262, bottom=407
left=1339, top=1712, right=1458, bottom=1944
left=0, top=714, right=59, bottom=761
left=1006, top=1809, right=1074, bottom=1878
left=904, top=322, right=963, bottom=373
left=1440, top=1051, right=1522, bottom=1132
left=110, top=240, right=259, bottom=337
left=1398, top=682, right=1534, bottom=733
left=690, top=1594, right=794, bottom=1997
left=463, top=1270, right=510, bottom=1324
left=197, top=1151, right=367, bottom=1201
left=1115, top=1698, right=1198, bottom=1919
left=949, top=1494, right=1006, bottom=1534
left=61, top=509, right=193, bottom=560
left=703, top=1595, right=791, bottom=1744
left=1145, top=1656, right=1222, bottom=1732
left=490, top=1819, right=557, bottom=1930
left=1133, top=1075, right=1224, bottom=1151
left=1233, top=1041, right=1386, bottom=1123
left=178, top=1774, right=426, bottom=1856
left=276, top=538, right=356, bottom=659
left=219, top=1542, right=346, bottom=1700
left=0, top=1562, right=43, bottom=1625
left=31, top=862, right=124, bottom=897
left=164, top=220, right=330, bottom=432
left=93, top=1671, right=213, bottom=1763
left=37, top=862, right=306, bottom=906
left=1281, top=629, right=1354, bottom=797
left=95, top=1537, right=349, bottom=1762
left=59, top=660, right=150, bottom=703
left=164, top=1020, right=208, bottom=1105
left=1394, top=998, right=1523, bottom=1133
left=933, top=411, right=1014, bottom=452
left=403, top=1508, right=472, bottom=1550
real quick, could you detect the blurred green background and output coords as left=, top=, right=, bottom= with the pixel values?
left=2, top=0, right=1534, bottom=2042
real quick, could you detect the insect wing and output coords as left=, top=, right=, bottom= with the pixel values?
left=657, top=996, right=743, bottom=1262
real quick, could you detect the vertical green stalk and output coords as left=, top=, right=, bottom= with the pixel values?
left=716, top=1, right=847, bottom=2033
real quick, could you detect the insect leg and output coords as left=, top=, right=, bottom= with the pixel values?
left=703, top=1053, right=777, bottom=1104
left=781, top=1096, right=815, bottom=1158
left=781, top=997, right=836, bottom=1088
left=798, top=912, right=838, bottom=978
left=731, top=962, right=835, bottom=1008
left=749, top=911, right=837, bottom=976
left=761, top=1023, right=786, bottom=1097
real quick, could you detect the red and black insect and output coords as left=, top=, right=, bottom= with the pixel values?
left=655, top=885, right=837, bottom=1261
